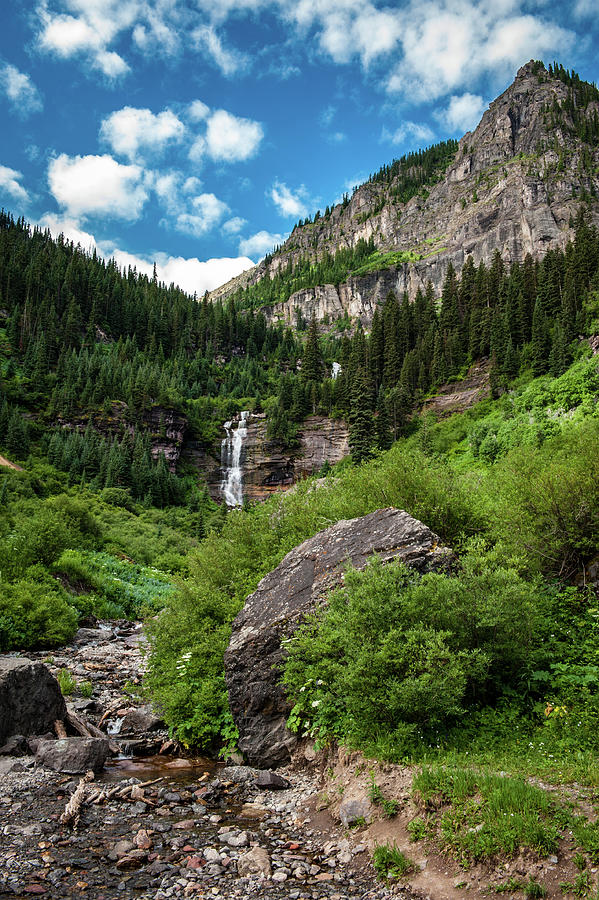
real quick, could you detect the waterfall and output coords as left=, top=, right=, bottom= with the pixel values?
left=220, top=411, right=249, bottom=507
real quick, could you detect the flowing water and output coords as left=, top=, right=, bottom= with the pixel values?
left=220, top=411, right=249, bottom=506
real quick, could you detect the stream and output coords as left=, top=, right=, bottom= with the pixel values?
left=0, top=623, right=402, bottom=900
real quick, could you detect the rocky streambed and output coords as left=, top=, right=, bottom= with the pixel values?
left=0, top=625, right=410, bottom=900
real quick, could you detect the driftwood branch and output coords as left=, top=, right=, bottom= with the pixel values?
left=60, top=770, right=94, bottom=828
left=54, top=719, right=67, bottom=739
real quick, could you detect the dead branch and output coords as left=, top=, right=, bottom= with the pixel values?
left=60, top=770, right=94, bottom=828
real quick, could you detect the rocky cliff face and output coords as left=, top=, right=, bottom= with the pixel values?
left=185, top=414, right=350, bottom=504
left=210, top=61, right=599, bottom=326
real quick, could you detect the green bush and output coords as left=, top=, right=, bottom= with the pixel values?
left=0, top=579, right=77, bottom=650
left=282, top=544, right=544, bottom=758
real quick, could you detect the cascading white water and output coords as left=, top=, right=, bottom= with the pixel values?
left=220, top=411, right=249, bottom=506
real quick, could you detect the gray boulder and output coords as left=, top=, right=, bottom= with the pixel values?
left=120, top=705, right=164, bottom=733
left=0, top=658, right=66, bottom=744
left=35, top=737, right=110, bottom=773
left=224, top=507, right=452, bottom=767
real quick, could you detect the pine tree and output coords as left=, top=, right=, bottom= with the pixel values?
left=348, top=369, right=375, bottom=463
left=302, top=315, right=323, bottom=381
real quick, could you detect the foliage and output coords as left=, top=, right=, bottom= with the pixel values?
left=0, top=577, right=78, bottom=651
left=54, top=549, right=177, bottom=619
left=57, top=668, right=77, bottom=695
left=372, top=844, right=414, bottom=879
left=282, top=546, right=544, bottom=757
left=413, top=766, right=563, bottom=861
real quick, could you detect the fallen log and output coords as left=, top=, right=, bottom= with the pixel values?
left=60, top=770, right=94, bottom=828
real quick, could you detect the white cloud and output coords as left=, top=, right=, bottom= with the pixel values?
left=284, top=0, right=402, bottom=67
left=0, top=63, right=43, bottom=117
left=205, top=109, right=264, bottom=162
left=191, top=25, right=249, bottom=76
left=0, top=165, right=29, bottom=205
left=188, top=99, right=210, bottom=122
left=222, top=216, right=247, bottom=235
left=381, top=121, right=435, bottom=145
left=38, top=212, right=97, bottom=249
left=188, top=136, right=207, bottom=165
left=440, top=93, right=485, bottom=133
left=174, top=192, right=229, bottom=237
left=155, top=254, right=254, bottom=295
left=239, top=229, right=286, bottom=259
left=386, top=1, right=574, bottom=103
left=36, top=0, right=137, bottom=78
left=270, top=180, right=309, bottom=218
left=105, top=246, right=254, bottom=295
left=48, top=153, right=149, bottom=220
left=574, top=0, right=594, bottom=16
left=100, top=106, right=185, bottom=162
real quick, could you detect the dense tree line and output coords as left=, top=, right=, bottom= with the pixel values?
left=286, top=210, right=599, bottom=462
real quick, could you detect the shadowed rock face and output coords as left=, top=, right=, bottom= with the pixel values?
left=0, top=659, right=66, bottom=743
left=184, top=415, right=350, bottom=503
left=224, top=508, right=453, bottom=768
left=210, top=62, right=599, bottom=326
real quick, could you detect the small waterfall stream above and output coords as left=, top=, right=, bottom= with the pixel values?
left=220, top=411, right=249, bottom=506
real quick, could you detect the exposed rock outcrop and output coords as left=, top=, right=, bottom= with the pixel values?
left=224, top=508, right=452, bottom=768
left=184, top=414, right=349, bottom=503
left=0, top=658, right=66, bottom=744
left=211, top=61, right=599, bottom=326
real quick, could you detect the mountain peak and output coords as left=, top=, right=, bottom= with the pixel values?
left=211, top=61, right=599, bottom=324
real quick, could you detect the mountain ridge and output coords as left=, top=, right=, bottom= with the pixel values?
left=210, top=60, right=599, bottom=326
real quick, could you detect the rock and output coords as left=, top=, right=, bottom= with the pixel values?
left=0, top=734, right=28, bottom=756
left=35, top=737, right=109, bottom=773
left=73, top=628, right=111, bottom=644
left=120, top=705, right=164, bottom=733
left=236, top=846, right=272, bottom=879
left=221, top=765, right=258, bottom=784
left=213, top=63, right=599, bottom=330
left=338, top=794, right=373, bottom=828
left=256, top=770, right=290, bottom=790
left=0, top=659, right=66, bottom=744
left=225, top=507, right=452, bottom=766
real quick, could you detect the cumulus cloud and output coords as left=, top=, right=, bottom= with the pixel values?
left=386, top=1, right=574, bottom=102
left=37, top=3, right=133, bottom=78
left=284, top=0, right=401, bottom=67
left=222, top=216, right=247, bottom=235
left=105, top=246, right=254, bottom=295
left=381, top=121, right=435, bottom=145
left=100, top=106, right=185, bottom=162
left=270, top=180, right=309, bottom=218
left=205, top=109, right=264, bottom=162
left=440, top=92, right=486, bottom=133
left=0, top=62, right=43, bottom=117
left=48, top=153, right=149, bottom=220
left=188, top=99, right=210, bottom=122
left=0, top=165, right=30, bottom=205
left=239, top=229, right=285, bottom=259
left=38, top=212, right=97, bottom=249
left=174, top=192, right=229, bottom=237
left=191, top=24, right=249, bottom=76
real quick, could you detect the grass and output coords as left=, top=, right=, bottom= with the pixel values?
left=57, top=668, right=77, bottom=696
left=368, top=778, right=400, bottom=818
left=411, top=765, right=599, bottom=867
left=372, top=843, right=414, bottom=879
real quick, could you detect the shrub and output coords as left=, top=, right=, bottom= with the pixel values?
left=283, top=543, right=544, bottom=757
left=0, top=579, right=77, bottom=650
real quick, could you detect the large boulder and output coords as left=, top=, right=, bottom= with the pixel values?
left=0, top=658, right=66, bottom=744
left=224, top=507, right=452, bottom=767
left=35, top=737, right=110, bottom=773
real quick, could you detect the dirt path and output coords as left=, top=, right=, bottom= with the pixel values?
left=0, top=454, right=22, bottom=471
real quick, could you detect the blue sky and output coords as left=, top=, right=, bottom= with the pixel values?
left=1, top=0, right=598, bottom=296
